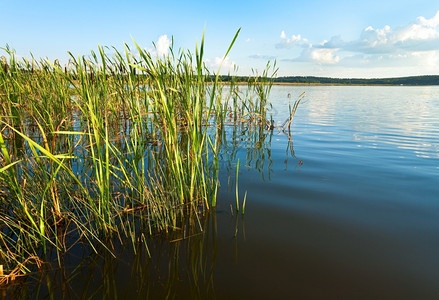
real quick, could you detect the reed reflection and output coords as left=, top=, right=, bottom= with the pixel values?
left=2, top=212, right=218, bottom=299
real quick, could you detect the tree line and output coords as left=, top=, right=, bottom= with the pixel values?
left=214, top=75, right=439, bottom=85
left=273, top=75, right=439, bottom=85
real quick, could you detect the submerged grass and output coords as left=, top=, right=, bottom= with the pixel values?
left=0, top=31, right=282, bottom=280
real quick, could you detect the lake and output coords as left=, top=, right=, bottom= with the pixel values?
left=213, top=85, right=439, bottom=299
left=11, top=85, right=439, bottom=299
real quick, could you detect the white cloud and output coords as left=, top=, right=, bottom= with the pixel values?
left=280, top=31, right=286, bottom=39
left=328, top=49, right=439, bottom=77
left=278, top=30, right=341, bottom=64
left=348, top=10, right=439, bottom=54
left=310, top=48, right=340, bottom=64
left=391, top=11, right=439, bottom=52
left=216, top=56, right=235, bottom=69
left=249, top=54, right=276, bottom=60
left=285, top=10, right=439, bottom=72
left=245, top=38, right=252, bottom=43
left=418, top=10, right=439, bottom=27
left=411, top=50, right=439, bottom=67
left=156, top=34, right=171, bottom=57
left=360, top=25, right=391, bottom=48
left=396, top=23, right=438, bottom=41
left=205, top=56, right=236, bottom=71
left=283, top=47, right=340, bottom=65
left=276, top=30, right=309, bottom=48
left=316, top=36, right=344, bottom=49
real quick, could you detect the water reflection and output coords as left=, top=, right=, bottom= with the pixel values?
left=218, top=118, right=302, bottom=181
left=269, top=85, right=439, bottom=160
left=219, top=121, right=275, bottom=181
left=3, top=212, right=226, bottom=299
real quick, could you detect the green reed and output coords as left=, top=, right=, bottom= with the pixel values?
left=0, top=31, right=278, bottom=278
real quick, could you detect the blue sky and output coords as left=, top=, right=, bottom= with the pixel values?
left=2, top=0, right=439, bottom=78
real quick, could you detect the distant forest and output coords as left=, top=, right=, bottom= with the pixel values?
left=273, top=75, right=439, bottom=85
left=218, top=75, right=439, bottom=85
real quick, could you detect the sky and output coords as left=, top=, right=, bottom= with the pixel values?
left=1, top=0, right=439, bottom=78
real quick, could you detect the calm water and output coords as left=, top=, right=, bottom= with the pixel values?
left=10, top=85, right=439, bottom=299
left=213, top=85, right=439, bottom=299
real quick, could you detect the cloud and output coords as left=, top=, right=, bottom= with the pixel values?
left=310, top=48, right=340, bottom=64
left=278, top=10, right=439, bottom=70
left=411, top=50, right=439, bottom=67
left=315, top=36, right=345, bottom=49
left=155, top=34, right=171, bottom=56
left=396, top=10, right=439, bottom=41
left=144, top=34, right=172, bottom=57
left=339, top=50, right=439, bottom=73
left=245, top=38, right=252, bottom=43
left=249, top=54, right=276, bottom=60
left=347, top=10, right=439, bottom=54
left=205, top=56, right=236, bottom=71
left=276, top=30, right=340, bottom=64
left=276, top=30, right=309, bottom=48
left=284, top=47, right=340, bottom=64
left=350, top=25, right=393, bottom=53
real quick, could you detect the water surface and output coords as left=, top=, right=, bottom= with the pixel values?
left=214, top=85, right=439, bottom=299
left=13, top=85, right=439, bottom=299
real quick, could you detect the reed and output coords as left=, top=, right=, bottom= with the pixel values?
left=282, top=91, right=305, bottom=136
left=0, top=30, right=279, bottom=279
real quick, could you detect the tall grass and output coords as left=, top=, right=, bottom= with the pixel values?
left=0, top=31, right=279, bottom=279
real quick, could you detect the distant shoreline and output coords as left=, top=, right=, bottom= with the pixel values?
left=221, top=82, right=434, bottom=87
left=217, top=75, right=439, bottom=86
left=271, top=82, right=418, bottom=86
left=272, top=75, right=439, bottom=86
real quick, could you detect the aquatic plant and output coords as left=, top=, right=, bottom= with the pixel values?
left=0, top=30, right=281, bottom=280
